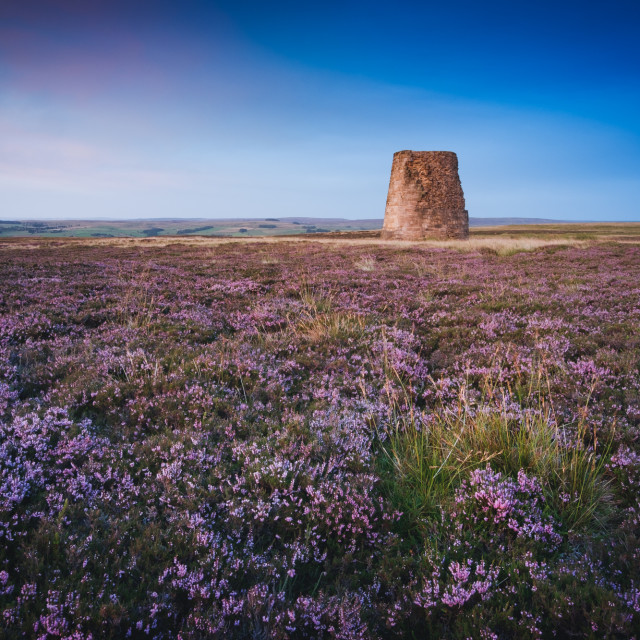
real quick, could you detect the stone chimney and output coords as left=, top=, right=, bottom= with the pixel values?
left=382, top=150, right=469, bottom=240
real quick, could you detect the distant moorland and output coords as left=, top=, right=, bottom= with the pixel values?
left=0, top=217, right=382, bottom=238
left=0, top=216, right=591, bottom=238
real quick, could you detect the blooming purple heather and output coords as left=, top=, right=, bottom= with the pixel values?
left=0, top=238, right=639, bottom=638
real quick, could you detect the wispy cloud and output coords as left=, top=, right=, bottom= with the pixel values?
left=0, top=123, right=191, bottom=193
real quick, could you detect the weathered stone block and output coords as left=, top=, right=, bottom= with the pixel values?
left=382, top=150, right=469, bottom=240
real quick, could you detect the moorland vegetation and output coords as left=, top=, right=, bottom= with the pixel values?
left=1, top=231, right=639, bottom=638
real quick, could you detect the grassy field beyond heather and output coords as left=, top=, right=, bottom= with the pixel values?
left=1, top=231, right=640, bottom=638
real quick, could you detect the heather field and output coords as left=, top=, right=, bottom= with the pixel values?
left=2, top=235, right=640, bottom=639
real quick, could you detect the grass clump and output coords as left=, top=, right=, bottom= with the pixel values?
left=375, top=381, right=618, bottom=638
left=381, top=383, right=613, bottom=538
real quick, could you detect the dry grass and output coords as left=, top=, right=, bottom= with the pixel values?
left=295, top=310, right=366, bottom=343
left=472, top=222, right=640, bottom=239
left=289, top=286, right=367, bottom=343
left=354, top=256, right=377, bottom=271
left=420, top=237, right=588, bottom=255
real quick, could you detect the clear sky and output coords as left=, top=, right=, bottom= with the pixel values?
left=1, top=0, right=639, bottom=220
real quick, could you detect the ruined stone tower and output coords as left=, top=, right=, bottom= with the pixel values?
left=382, top=150, right=469, bottom=240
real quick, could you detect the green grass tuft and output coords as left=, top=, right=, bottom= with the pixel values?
left=381, top=382, right=614, bottom=539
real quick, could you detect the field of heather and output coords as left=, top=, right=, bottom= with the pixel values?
left=2, top=236, right=640, bottom=639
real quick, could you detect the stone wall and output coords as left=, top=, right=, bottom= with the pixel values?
left=382, top=150, right=469, bottom=240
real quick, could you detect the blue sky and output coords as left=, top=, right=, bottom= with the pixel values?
left=1, top=0, right=639, bottom=220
